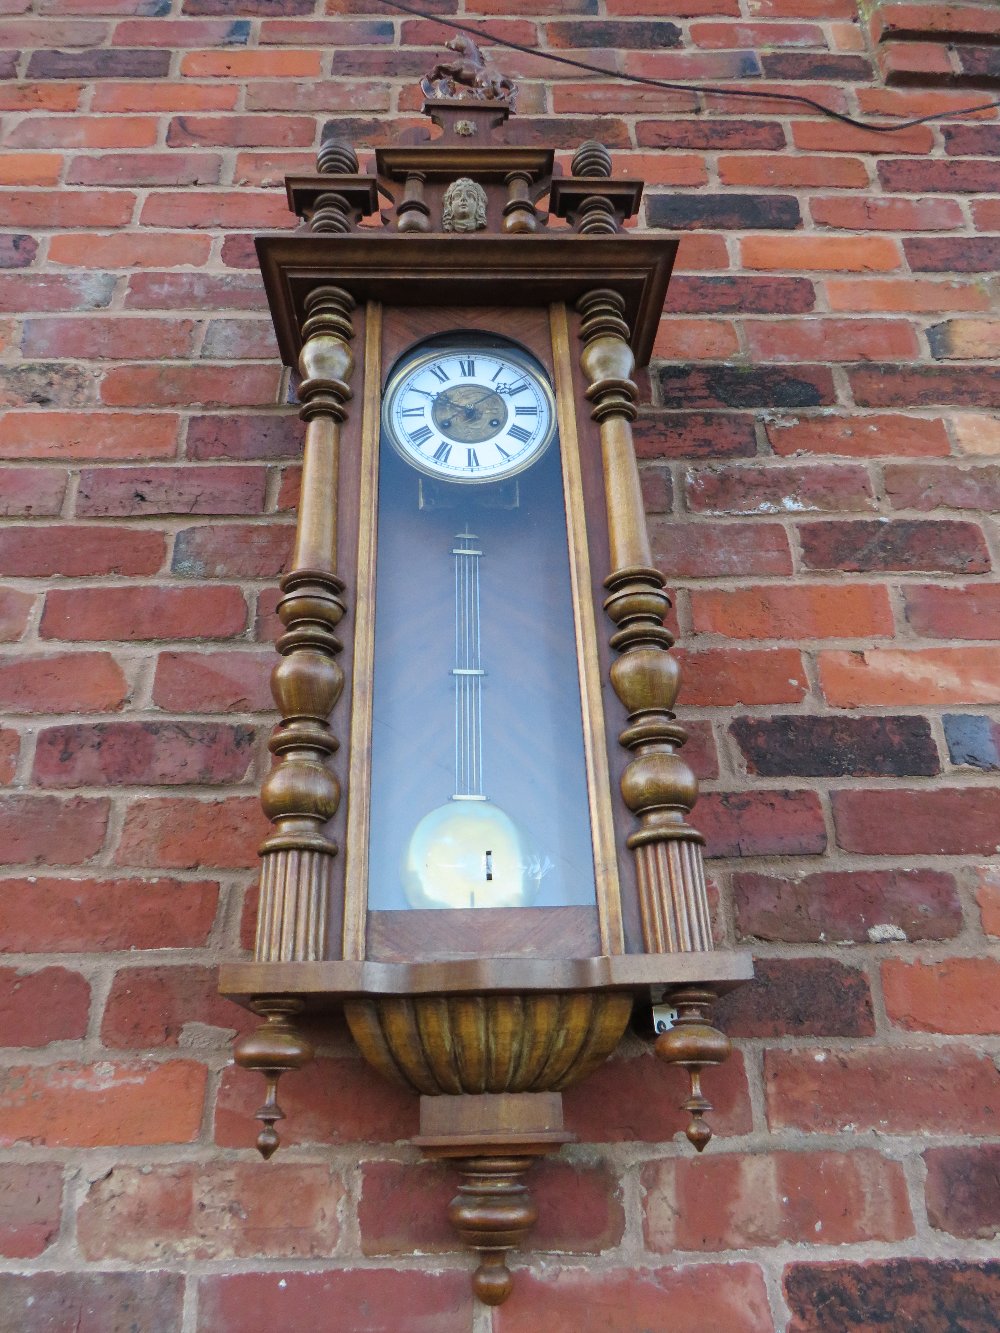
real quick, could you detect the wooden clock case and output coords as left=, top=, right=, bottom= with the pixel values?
left=219, top=91, right=752, bottom=1305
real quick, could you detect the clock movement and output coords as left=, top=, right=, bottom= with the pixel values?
left=220, top=43, right=753, bottom=1305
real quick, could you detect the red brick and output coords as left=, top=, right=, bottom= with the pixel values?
left=767, top=1046, right=1000, bottom=1134
left=113, top=17, right=254, bottom=44
left=50, top=231, right=211, bottom=271
left=686, top=462, right=874, bottom=513
left=0, top=965, right=90, bottom=1046
left=232, top=148, right=317, bottom=187
left=670, top=275, right=815, bottom=315
left=719, top=153, right=869, bottom=188
left=929, top=319, right=1000, bottom=361
left=652, top=317, right=739, bottom=360
left=139, top=191, right=291, bottom=229
left=0, top=271, right=118, bottom=314
left=650, top=520, right=792, bottom=576
left=35, top=720, right=255, bottom=788
left=172, top=522, right=291, bottom=578
left=637, top=118, right=785, bottom=151
left=0, top=876, right=218, bottom=952
left=0, top=189, right=135, bottom=229
left=92, top=80, right=238, bottom=111
left=691, top=584, right=893, bottom=639
left=881, top=158, right=1000, bottom=195
left=0, top=411, right=177, bottom=461
left=0, top=153, right=63, bottom=186
left=885, top=462, right=1000, bottom=510
left=676, top=647, right=808, bottom=705
left=785, top=1259, right=1000, bottom=1333
left=0, top=587, right=34, bottom=642
left=634, top=412, right=757, bottom=460
left=41, top=585, right=247, bottom=641
left=197, top=1271, right=472, bottom=1333
left=360, top=1158, right=624, bottom=1256
left=167, top=113, right=316, bottom=148
left=800, top=518, right=990, bottom=574
left=67, top=151, right=222, bottom=187
left=905, top=583, right=1000, bottom=638
left=853, top=364, right=1000, bottom=410
left=0, top=729, right=18, bottom=783
left=102, top=964, right=250, bottom=1048
left=246, top=78, right=392, bottom=112
left=925, top=1146, right=1000, bottom=1239
left=493, top=1264, right=772, bottom=1333
left=0, top=84, right=82, bottom=113
left=77, top=464, right=266, bottom=517
left=126, top=270, right=265, bottom=311
left=0, top=794, right=108, bottom=865
left=857, top=83, right=1000, bottom=118
left=153, top=649, right=273, bottom=712
left=116, top=795, right=267, bottom=869
left=747, top=317, right=919, bottom=362
left=690, top=17, right=825, bottom=44
left=833, top=787, right=1000, bottom=855
left=27, top=47, right=170, bottom=78
left=215, top=1056, right=418, bottom=1149
left=101, top=363, right=280, bottom=408
left=78, top=1160, right=342, bottom=1261
left=766, top=413, right=949, bottom=458
left=645, top=1149, right=911, bottom=1251
left=905, top=237, right=1000, bottom=274
left=743, top=235, right=902, bottom=272
left=0, top=1060, right=207, bottom=1147
left=820, top=647, right=1000, bottom=705
left=553, top=83, right=698, bottom=117
left=883, top=958, right=1000, bottom=1035
left=0, top=1163, right=63, bottom=1258
left=0, top=525, right=164, bottom=577
left=6, top=115, right=157, bottom=149
left=22, top=315, right=195, bottom=361
left=0, top=467, right=66, bottom=517
left=826, top=277, right=992, bottom=314
left=735, top=868, right=962, bottom=943
left=871, top=1, right=1000, bottom=42
left=0, top=650, right=127, bottom=713
left=811, top=195, right=964, bottom=231
left=698, top=790, right=827, bottom=858
left=0, top=1273, right=183, bottom=1333
left=181, top=49, right=322, bottom=77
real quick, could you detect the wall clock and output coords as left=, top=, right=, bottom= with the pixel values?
left=220, top=50, right=753, bottom=1307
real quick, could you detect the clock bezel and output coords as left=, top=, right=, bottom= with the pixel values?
left=381, top=334, right=558, bottom=485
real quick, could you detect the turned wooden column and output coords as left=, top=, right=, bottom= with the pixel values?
left=577, top=287, right=731, bottom=1148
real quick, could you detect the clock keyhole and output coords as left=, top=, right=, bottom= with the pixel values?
left=485, top=850, right=493, bottom=882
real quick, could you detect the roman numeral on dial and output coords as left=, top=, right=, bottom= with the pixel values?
left=409, top=425, right=432, bottom=446
left=433, top=442, right=452, bottom=463
left=429, top=364, right=449, bottom=384
left=515, top=405, right=538, bottom=416
left=459, top=359, right=475, bottom=377
left=508, top=425, right=532, bottom=444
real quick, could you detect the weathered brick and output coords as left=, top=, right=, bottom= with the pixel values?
left=760, top=51, right=871, bottom=79
left=78, top=1161, right=342, bottom=1261
left=167, top=113, right=315, bottom=147
left=944, top=714, right=1000, bottom=769
left=883, top=958, right=1000, bottom=1035
left=925, top=1146, right=1000, bottom=1239
left=784, top=1260, right=1000, bottom=1333
left=0, top=524, right=164, bottom=577
left=22, top=315, right=196, bottom=360
left=975, top=865, right=1000, bottom=935
left=826, top=276, right=992, bottom=313
left=0, top=190, right=135, bottom=229
left=0, top=272, right=118, bottom=315
left=633, top=412, right=757, bottom=460
left=904, top=583, right=1000, bottom=638
left=645, top=1150, right=911, bottom=1251
left=810, top=194, right=964, bottom=231
left=766, top=413, right=949, bottom=457
left=0, top=794, right=108, bottom=865
left=116, top=795, right=267, bottom=868
left=0, top=1163, right=63, bottom=1259
left=767, top=1046, right=1000, bottom=1134
left=637, top=118, right=785, bottom=150
left=0, top=1273, right=184, bottom=1333
left=0, top=411, right=177, bottom=460
left=676, top=647, right=807, bottom=705
left=153, top=649, right=273, bottom=712
left=77, top=463, right=267, bottom=516
left=821, top=647, right=1000, bottom=705
left=699, top=790, right=826, bottom=858
left=668, top=275, right=816, bottom=315
left=0, top=965, right=90, bottom=1046
left=0, top=235, right=37, bottom=270
left=34, top=720, right=255, bottom=787
left=0, top=876, right=218, bottom=952
left=651, top=519, right=793, bottom=576
left=101, top=363, right=281, bottom=409
left=905, top=236, right=1000, bottom=273
left=691, top=584, right=893, bottom=639
left=0, top=587, right=34, bottom=642
left=68, top=150, right=222, bottom=187
left=0, top=1060, right=206, bottom=1147
left=125, top=270, right=265, bottom=310
left=746, top=317, right=919, bottom=362
left=885, top=462, right=1000, bottom=511
left=800, top=518, right=990, bottom=574
left=685, top=462, right=874, bottom=513
left=733, top=868, right=962, bottom=943
left=0, top=651, right=127, bottom=713
left=172, top=522, right=291, bottom=578
left=731, top=714, right=939, bottom=777
left=928, top=319, right=1000, bottom=361
left=716, top=957, right=874, bottom=1037
left=41, top=585, right=247, bottom=641
left=7, top=114, right=157, bottom=149
left=0, top=730, right=18, bottom=783
left=102, top=964, right=250, bottom=1048
left=880, top=158, right=1000, bottom=195
left=1, top=362, right=96, bottom=410
left=657, top=363, right=836, bottom=409
left=833, top=787, right=1000, bottom=855
left=27, top=47, right=170, bottom=78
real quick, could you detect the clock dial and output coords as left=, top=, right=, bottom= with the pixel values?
left=383, top=345, right=555, bottom=482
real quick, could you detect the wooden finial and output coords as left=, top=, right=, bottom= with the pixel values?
left=571, top=140, right=613, bottom=178
left=654, top=988, right=731, bottom=1150
left=448, top=1155, right=538, bottom=1305
left=234, top=999, right=314, bottom=1158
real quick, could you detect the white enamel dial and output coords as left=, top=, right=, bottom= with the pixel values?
left=382, top=344, right=556, bottom=483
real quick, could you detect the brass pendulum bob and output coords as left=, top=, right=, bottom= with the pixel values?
left=234, top=998, right=314, bottom=1159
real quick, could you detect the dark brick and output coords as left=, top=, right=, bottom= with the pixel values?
left=943, top=714, right=1000, bottom=770
left=884, top=463, right=1000, bottom=511
left=0, top=236, right=37, bottom=270
left=547, top=19, right=681, bottom=46
left=925, top=1147, right=1000, bottom=1239
left=668, top=276, right=815, bottom=315
left=943, top=124, right=1000, bottom=156
left=27, top=49, right=171, bottom=79
left=852, top=365, right=1000, bottom=409
left=33, top=721, right=256, bottom=787
left=634, top=413, right=757, bottom=460
left=219, top=234, right=256, bottom=269
left=730, top=715, right=939, bottom=778
left=183, top=0, right=315, bottom=10
left=656, top=365, right=834, bottom=409
left=647, top=193, right=800, bottom=231
left=785, top=1260, right=1000, bottom=1333
left=186, top=414, right=300, bottom=460
left=637, top=119, right=786, bottom=150
left=0, top=1272, right=184, bottom=1333
left=760, top=53, right=873, bottom=80
left=880, top=158, right=1000, bottom=194
left=833, top=787, right=1000, bottom=856
left=699, top=790, right=827, bottom=859
left=733, top=869, right=963, bottom=943
left=716, top=958, right=875, bottom=1038
left=800, top=519, right=990, bottom=574
left=905, top=237, right=1000, bottom=274
left=956, top=44, right=1000, bottom=84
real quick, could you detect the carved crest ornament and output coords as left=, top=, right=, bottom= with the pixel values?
left=219, top=41, right=754, bottom=1306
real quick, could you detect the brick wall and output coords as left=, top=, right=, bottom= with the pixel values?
left=1, top=1, right=999, bottom=1330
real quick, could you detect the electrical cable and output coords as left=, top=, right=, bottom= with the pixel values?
left=377, top=0, right=1000, bottom=133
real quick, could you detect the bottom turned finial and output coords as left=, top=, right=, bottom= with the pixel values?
left=234, top=998, right=314, bottom=1159
left=653, top=987, right=732, bottom=1152
left=448, top=1155, right=538, bottom=1305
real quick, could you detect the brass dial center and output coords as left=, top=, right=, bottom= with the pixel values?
left=431, top=387, right=508, bottom=444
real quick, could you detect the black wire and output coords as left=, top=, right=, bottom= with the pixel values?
left=378, top=0, right=1000, bottom=134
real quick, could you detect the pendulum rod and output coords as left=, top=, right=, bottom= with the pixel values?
left=453, top=529, right=485, bottom=801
